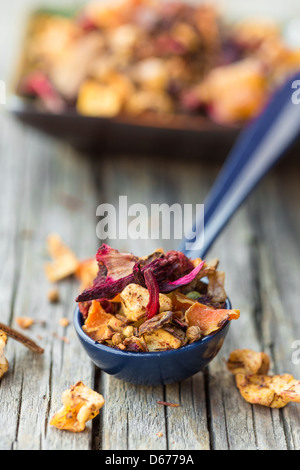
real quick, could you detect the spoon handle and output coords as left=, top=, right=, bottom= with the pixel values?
left=179, top=72, right=300, bottom=259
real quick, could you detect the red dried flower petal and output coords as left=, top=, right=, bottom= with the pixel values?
left=76, top=245, right=203, bottom=303
left=144, top=267, right=160, bottom=319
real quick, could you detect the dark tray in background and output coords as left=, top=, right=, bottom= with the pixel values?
left=8, top=96, right=240, bottom=159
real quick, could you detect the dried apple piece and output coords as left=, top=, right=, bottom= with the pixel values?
left=143, top=328, right=182, bottom=352
left=227, top=349, right=270, bottom=375
left=0, top=331, right=9, bottom=379
left=50, top=381, right=105, bottom=432
left=281, top=381, right=300, bottom=404
left=44, top=234, right=79, bottom=282
left=125, top=89, right=173, bottom=114
left=50, top=33, right=104, bottom=101
left=198, top=58, right=267, bottom=123
left=235, top=373, right=300, bottom=409
left=185, top=302, right=240, bottom=336
left=120, top=284, right=172, bottom=322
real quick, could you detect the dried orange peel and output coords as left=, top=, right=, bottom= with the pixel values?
left=185, top=302, right=240, bottom=336
left=82, top=300, right=124, bottom=342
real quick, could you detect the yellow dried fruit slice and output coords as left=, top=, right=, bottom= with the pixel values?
left=236, top=373, right=300, bottom=409
left=227, top=349, right=270, bottom=375
left=143, top=328, right=182, bottom=352
left=50, top=381, right=105, bottom=432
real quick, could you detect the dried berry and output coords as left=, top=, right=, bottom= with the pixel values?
left=186, top=325, right=202, bottom=343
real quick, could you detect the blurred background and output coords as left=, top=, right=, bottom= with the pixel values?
left=2, top=0, right=300, bottom=86
left=3, top=0, right=300, bottom=157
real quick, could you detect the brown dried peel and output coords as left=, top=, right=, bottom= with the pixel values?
left=0, top=322, right=44, bottom=355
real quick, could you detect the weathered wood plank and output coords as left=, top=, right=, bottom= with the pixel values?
left=165, top=374, right=210, bottom=450
left=0, top=122, right=99, bottom=449
left=0, top=116, right=31, bottom=450
left=248, top=164, right=300, bottom=450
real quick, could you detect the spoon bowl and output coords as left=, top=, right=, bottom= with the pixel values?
left=74, top=297, right=232, bottom=386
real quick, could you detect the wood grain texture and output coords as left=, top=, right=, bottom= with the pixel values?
left=0, top=0, right=300, bottom=451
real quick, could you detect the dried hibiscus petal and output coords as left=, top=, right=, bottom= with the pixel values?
left=76, top=245, right=204, bottom=303
left=96, top=244, right=139, bottom=282
left=133, top=262, right=146, bottom=287
left=144, top=267, right=160, bottom=319
left=159, top=259, right=205, bottom=293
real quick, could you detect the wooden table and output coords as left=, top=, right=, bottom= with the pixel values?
left=0, top=0, right=300, bottom=451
